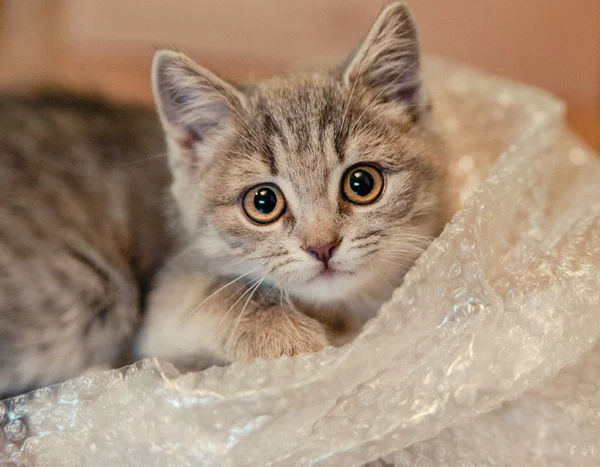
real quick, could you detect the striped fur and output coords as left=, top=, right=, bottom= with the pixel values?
left=0, top=93, right=173, bottom=397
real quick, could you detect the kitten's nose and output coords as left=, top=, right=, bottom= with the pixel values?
left=305, top=239, right=341, bottom=266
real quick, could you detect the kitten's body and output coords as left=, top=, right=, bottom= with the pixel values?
left=0, top=94, right=172, bottom=396
left=0, top=3, right=449, bottom=396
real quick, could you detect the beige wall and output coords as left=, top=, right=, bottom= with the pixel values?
left=411, top=0, right=600, bottom=116
left=1, top=0, right=599, bottom=148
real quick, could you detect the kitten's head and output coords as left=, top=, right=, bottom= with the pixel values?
left=152, top=2, right=447, bottom=308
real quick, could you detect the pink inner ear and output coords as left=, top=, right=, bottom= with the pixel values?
left=180, top=133, right=196, bottom=151
left=175, top=131, right=202, bottom=166
left=178, top=126, right=204, bottom=151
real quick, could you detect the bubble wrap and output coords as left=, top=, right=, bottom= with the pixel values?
left=2, top=58, right=600, bottom=466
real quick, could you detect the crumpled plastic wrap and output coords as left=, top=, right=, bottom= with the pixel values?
left=2, top=58, right=600, bottom=466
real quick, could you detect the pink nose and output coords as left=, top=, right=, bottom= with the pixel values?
left=305, top=240, right=341, bottom=266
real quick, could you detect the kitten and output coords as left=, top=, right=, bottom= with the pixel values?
left=0, top=2, right=447, bottom=397
left=135, top=2, right=448, bottom=368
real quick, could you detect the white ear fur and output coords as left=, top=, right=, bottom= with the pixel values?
left=152, top=50, right=246, bottom=154
left=343, top=2, right=422, bottom=107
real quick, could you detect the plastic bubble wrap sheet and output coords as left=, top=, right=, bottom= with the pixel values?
left=2, top=58, right=600, bottom=466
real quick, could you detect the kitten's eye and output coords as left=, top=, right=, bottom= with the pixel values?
left=342, top=165, right=384, bottom=205
left=242, top=184, right=286, bottom=224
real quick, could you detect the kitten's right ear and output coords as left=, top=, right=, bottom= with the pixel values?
left=152, top=50, right=246, bottom=161
left=342, top=2, right=423, bottom=110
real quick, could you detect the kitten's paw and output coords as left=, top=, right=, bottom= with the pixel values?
left=229, top=307, right=329, bottom=361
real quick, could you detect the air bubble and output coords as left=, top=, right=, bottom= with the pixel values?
left=4, top=419, right=27, bottom=441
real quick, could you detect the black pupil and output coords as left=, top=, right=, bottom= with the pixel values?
left=254, top=188, right=278, bottom=214
left=349, top=170, right=374, bottom=197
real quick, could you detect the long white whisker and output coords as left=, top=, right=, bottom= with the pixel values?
left=386, top=257, right=424, bottom=263
left=279, top=288, right=285, bottom=312
left=387, top=231, right=435, bottom=240
left=383, top=255, right=422, bottom=262
left=226, top=277, right=265, bottom=350
left=384, top=247, right=427, bottom=255
left=283, top=285, right=294, bottom=310
left=379, top=259, right=415, bottom=268
left=384, top=240, right=431, bottom=249
left=381, top=249, right=423, bottom=258
left=384, top=244, right=427, bottom=251
left=385, top=239, right=430, bottom=246
left=214, top=276, right=262, bottom=330
left=263, top=282, right=278, bottom=300
left=369, top=265, right=394, bottom=290
left=183, top=268, right=258, bottom=322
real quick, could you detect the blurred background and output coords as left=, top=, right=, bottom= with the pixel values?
left=0, top=0, right=598, bottom=150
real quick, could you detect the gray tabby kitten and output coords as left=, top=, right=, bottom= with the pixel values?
left=0, top=3, right=447, bottom=397
left=136, top=3, right=448, bottom=366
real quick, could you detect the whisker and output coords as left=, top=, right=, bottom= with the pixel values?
left=383, top=255, right=419, bottom=261
left=383, top=253, right=422, bottom=260
left=384, top=245, right=427, bottom=254
left=213, top=275, right=264, bottom=332
left=384, top=252, right=426, bottom=261
left=386, top=231, right=434, bottom=237
left=279, top=288, right=285, bottom=312
left=387, top=241, right=431, bottom=249
left=380, top=261, right=417, bottom=270
left=262, top=282, right=278, bottom=300
left=383, top=251, right=424, bottom=261
left=384, top=242, right=427, bottom=249
left=368, top=265, right=394, bottom=291
left=388, top=232, right=435, bottom=241
left=226, top=277, right=265, bottom=350
left=116, top=152, right=169, bottom=167
left=379, top=257, right=416, bottom=266
left=215, top=283, right=255, bottom=333
left=183, top=268, right=258, bottom=322
left=382, top=248, right=421, bottom=256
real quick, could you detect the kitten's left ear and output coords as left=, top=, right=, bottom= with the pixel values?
left=152, top=50, right=247, bottom=161
left=343, top=2, right=423, bottom=109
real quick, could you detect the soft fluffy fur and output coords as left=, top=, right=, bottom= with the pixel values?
left=0, top=2, right=448, bottom=396
left=136, top=2, right=448, bottom=367
left=0, top=93, right=172, bottom=397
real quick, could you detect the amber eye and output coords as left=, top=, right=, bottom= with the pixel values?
left=342, top=164, right=384, bottom=205
left=242, top=184, right=286, bottom=224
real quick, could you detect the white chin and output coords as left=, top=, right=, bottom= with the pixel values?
left=289, top=271, right=367, bottom=304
